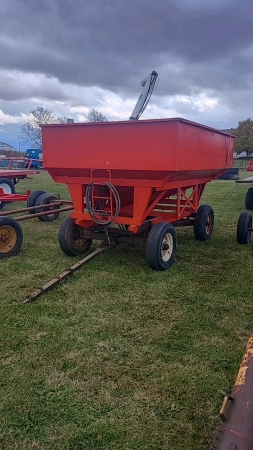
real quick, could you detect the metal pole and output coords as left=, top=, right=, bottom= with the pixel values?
left=23, top=243, right=118, bottom=303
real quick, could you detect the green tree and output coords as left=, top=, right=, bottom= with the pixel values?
left=86, top=108, right=107, bottom=122
left=20, top=107, right=65, bottom=150
left=234, top=118, right=253, bottom=155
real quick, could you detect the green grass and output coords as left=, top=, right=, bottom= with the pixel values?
left=1, top=171, right=253, bottom=449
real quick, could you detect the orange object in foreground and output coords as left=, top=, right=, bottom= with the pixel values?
left=41, top=118, right=235, bottom=270
left=210, top=331, right=253, bottom=449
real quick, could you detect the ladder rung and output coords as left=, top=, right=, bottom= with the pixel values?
left=92, top=195, right=111, bottom=200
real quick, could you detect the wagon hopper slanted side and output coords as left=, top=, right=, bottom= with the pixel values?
left=40, top=117, right=235, bottom=270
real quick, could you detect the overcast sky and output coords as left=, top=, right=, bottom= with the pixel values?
left=0, top=0, right=253, bottom=150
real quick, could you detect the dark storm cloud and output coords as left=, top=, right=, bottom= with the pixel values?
left=0, top=72, right=69, bottom=102
left=0, top=0, right=253, bottom=100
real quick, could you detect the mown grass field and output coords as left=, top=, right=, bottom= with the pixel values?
left=1, top=170, right=253, bottom=450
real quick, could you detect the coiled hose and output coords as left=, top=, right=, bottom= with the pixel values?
left=85, top=182, right=121, bottom=225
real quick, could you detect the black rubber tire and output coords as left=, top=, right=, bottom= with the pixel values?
left=245, top=188, right=253, bottom=210
left=218, top=168, right=239, bottom=180
left=146, top=222, right=177, bottom=271
left=0, top=217, right=23, bottom=258
left=59, top=216, right=92, bottom=256
left=36, top=193, right=60, bottom=222
left=34, top=193, right=48, bottom=221
left=0, top=178, right=15, bottom=210
left=218, top=173, right=233, bottom=180
left=27, top=190, right=46, bottom=214
left=194, top=204, right=214, bottom=241
left=237, top=211, right=252, bottom=244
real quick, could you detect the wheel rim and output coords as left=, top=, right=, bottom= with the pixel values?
left=46, top=202, right=59, bottom=219
left=161, top=233, right=173, bottom=262
left=0, top=183, right=12, bottom=194
left=0, top=225, right=17, bottom=253
left=0, top=182, right=12, bottom=208
left=206, top=214, right=213, bottom=234
left=73, top=227, right=88, bottom=248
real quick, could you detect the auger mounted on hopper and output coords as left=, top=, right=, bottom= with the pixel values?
left=40, top=72, right=235, bottom=271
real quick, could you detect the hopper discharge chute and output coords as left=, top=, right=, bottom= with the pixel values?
left=129, top=70, right=158, bottom=120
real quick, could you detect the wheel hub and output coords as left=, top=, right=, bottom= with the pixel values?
left=0, top=226, right=17, bottom=253
left=206, top=214, right=212, bottom=233
left=73, top=228, right=88, bottom=248
left=0, top=183, right=12, bottom=194
left=161, top=233, right=173, bottom=262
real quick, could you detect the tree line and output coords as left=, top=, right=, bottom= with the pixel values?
left=232, top=118, right=253, bottom=156
left=20, top=107, right=108, bottom=150
left=20, top=107, right=253, bottom=155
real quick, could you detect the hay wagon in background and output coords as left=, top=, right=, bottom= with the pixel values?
left=0, top=157, right=40, bottom=208
left=41, top=117, right=235, bottom=270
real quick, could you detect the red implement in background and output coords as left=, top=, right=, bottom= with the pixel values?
left=0, top=168, right=39, bottom=181
left=0, top=158, right=40, bottom=211
left=0, top=157, right=39, bottom=182
left=0, top=188, right=31, bottom=203
left=247, top=160, right=253, bottom=171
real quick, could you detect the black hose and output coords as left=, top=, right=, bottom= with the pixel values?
left=85, top=182, right=121, bottom=225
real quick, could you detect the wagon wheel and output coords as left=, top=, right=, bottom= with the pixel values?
left=59, top=216, right=92, bottom=256
left=27, top=189, right=46, bottom=214
left=245, top=188, right=253, bottom=210
left=0, top=178, right=15, bottom=210
left=237, top=211, right=252, bottom=244
left=35, top=193, right=60, bottom=222
left=146, top=222, right=177, bottom=271
left=0, top=217, right=23, bottom=258
left=194, top=204, right=214, bottom=241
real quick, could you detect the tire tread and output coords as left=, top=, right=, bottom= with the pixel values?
left=146, top=222, right=177, bottom=271
left=237, top=211, right=252, bottom=244
left=194, top=204, right=214, bottom=241
left=59, top=216, right=92, bottom=256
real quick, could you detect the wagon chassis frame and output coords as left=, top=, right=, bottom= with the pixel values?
left=70, top=173, right=208, bottom=234
left=78, top=215, right=196, bottom=247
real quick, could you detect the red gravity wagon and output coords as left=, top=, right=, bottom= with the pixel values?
left=41, top=118, right=235, bottom=270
